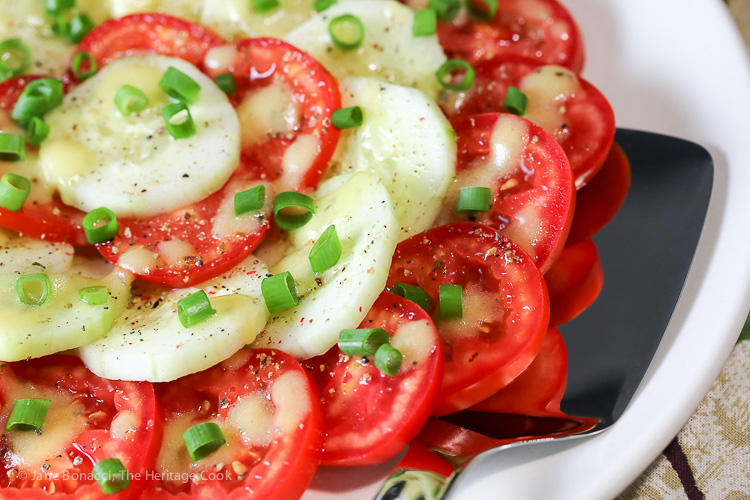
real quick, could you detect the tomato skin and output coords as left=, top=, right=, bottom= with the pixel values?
left=545, top=238, right=603, bottom=327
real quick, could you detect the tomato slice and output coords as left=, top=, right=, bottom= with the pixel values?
left=0, top=355, right=161, bottom=499
left=0, top=75, right=87, bottom=245
left=440, top=55, right=615, bottom=188
left=566, top=142, right=631, bottom=246
left=545, top=238, right=603, bottom=327
left=203, top=38, right=342, bottom=193
left=304, top=292, right=443, bottom=466
left=439, top=113, right=574, bottom=274
left=387, top=222, right=549, bottom=416
left=146, top=348, right=323, bottom=500
left=470, top=327, right=567, bottom=416
left=436, top=0, right=584, bottom=71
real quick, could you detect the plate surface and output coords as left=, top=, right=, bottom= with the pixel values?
left=303, top=1, right=750, bottom=499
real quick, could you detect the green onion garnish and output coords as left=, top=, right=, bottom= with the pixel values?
left=374, top=344, right=403, bottom=376
left=466, top=0, right=498, bottom=22
left=309, top=224, right=342, bottom=274
left=67, top=13, right=95, bottom=44
left=79, top=285, right=109, bottom=305
left=273, top=191, right=315, bottom=231
left=115, top=85, right=149, bottom=116
left=92, top=458, right=130, bottom=495
left=234, top=185, right=265, bottom=216
left=71, top=51, right=97, bottom=81
left=331, top=106, right=363, bottom=130
left=436, top=59, right=475, bottom=91
left=439, top=284, right=463, bottom=319
left=262, top=271, right=299, bottom=313
left=0, top=133, right=25, bottom=161
left=338, top=328, right=390, bottom=357
left=183, top=422, right=226, bottom=461
left=251, top=0, right=280, bottom=13
left=0, top=173, right=30, bottom=211
left=11, top=77, right=64, bottom=126
left=390, top=282, right=430, bottom=312
left=314, top=0, right=337, bottom=12
left=162, top=102, right=196, bottom=139
left=177, top=290, right=216, bottom=328
left=0, top=39, right=31, bottom=81
left=50, top=15, right=70, bottom=38
left=27, top=117, right=50, bottom=146
left=412, top=9, right=437, bottom=37
left=45, top=0, right=75, bottom=13
left=328, top=14, right=365, bottom=51
left=16, top=273, right=52, bottom=306
left=428, top=0, right=460, bottom=21
left=504, top=86, right=528, bottom=116
left=159, top=66, right=201, bottom=104
left=456, top=186, right=492, bottom=215
left=214, top=72, right=236, bottom=95
left=82, top=206, right=118, bottom=244
left=5, top=398, right=51, bottom=431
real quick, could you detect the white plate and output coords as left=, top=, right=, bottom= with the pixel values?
left=303, top=1, right=750, bottom=499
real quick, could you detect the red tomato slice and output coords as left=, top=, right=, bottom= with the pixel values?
left=436, top=0, right=584, bottom=71
left=203, top=38, right=342, bottom=192
left=387, top=222, right=549, bottom=416
left=566, top=142, right=631, bottom=246
left=441, top=55, right=615, bottom=188
left=0, top=355, right=161, bottom=499
left=545, top=238, right=603, bottom=327
left=395, top=441, right=455, bottom=478
left=146, top=348, right=323, bottom=500
left=0, top=75, right=87, bottom=245
left=470, top=327, right=567, bottom=416
left=304, top=292, right=443, bottom=467
left=440, top=113, right=574, bottom=274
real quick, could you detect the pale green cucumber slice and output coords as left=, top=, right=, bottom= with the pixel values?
left=0, top=228, right=74, bottom=275
left=201, top=0, right=317, bottom=40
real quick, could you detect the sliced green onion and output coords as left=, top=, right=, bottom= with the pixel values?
left=214, top=72, right=236, bottom=95
left=115, top=85, right=149, bottom=116
left=79, top=285, right=109, bottom=305
left=162, top=102, right=196, bottom=139
left=82, top=206, right=118, bottom=244
left=0, top=133, right=25, bottom=161
left=456, top=186, right=492, bottom=215
left=5, top=398, right=51, bottom=431
left=309, top=225, right=342, bottom=274
left=234, top=185, right=265, bottom=216
left=68, top=13, right=95, bottom=43
left=439, top=284, right=463, bottom=319
left=159, top=66, right=201, bottom=104
left=331, top=106, right=363, bottom=129
left=0, top=64, right=11, bottom=83
left=435, top=59, right=475, bottom=91
left=16, top=273, right=52, bottom=306
left=374, top=344, right=402, bottom=376
left=466, top=0, right=498, bottom=22
left=504, top=86, right=528, bottom=116
left=45, top=0, right=75, bottom=13
left=183, top=422, right=226, bottom=461
left=338, top=328, right=390, bottom=357
left=273, top=191, right=315, bottom=231
left=390, top=282, right=430, bottom=312
left=11, top=77, right=64, bottom=125
left=427, top=0, right=460, bottom=21
left=412, top=9, right=437, bottom=37
left=92, top=458, right=130, bottom=495
left=71, top=51, right=97, bottom=81
left=262, top=271, right=299, bottom=313
left=27, top=117, right=50, bottom=146
left=0, top=173, right=31, bottom=211
left=0, top=39, right=31, bottom=81
left=251, top=0, right=280, bottom=13
left=177, top=290, right=216, bottom=328
left=314, top=0, right=337, bottom=12
left=50, top=15, right=70, bottom=38
left=328, top=14, right=365, bottom=51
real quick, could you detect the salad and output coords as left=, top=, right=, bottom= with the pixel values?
left=0, top=0, right=623, bottom=498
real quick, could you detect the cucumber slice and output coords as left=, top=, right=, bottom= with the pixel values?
left=0, top=228, right=74, bottom=275
left=107, top=0, right=202, bottom=21
left=201, top=0, right=317, bottom=40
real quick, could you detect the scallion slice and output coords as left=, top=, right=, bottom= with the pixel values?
left=374, top=344, right=403, bottom=376
left=177, top=290, right=216, bottom=328
left=115, top=85, right=149, bottom=116
left=0, top=173, right=31, bottom=211
left=251, top=0, right=280, bottom=13
left=435, top=59, right=475, bottom=91
left=67, top=13, right=95, bottom=43
left=0, top=39, right=31, bottom=81
left=162, top=102, right=196, bottom=139
left=50, top=15, right=70, bottom=38
left=338, top=328, right=390, bottom=357
left=273, top=191, right=315, bottom=231
left=504, top=86, right=528, bottom=116
left=92, top=458, right=130, bottom=495
left=309, top=224, right=342, bottom=273
left=314, top=0, right=337, bottom=12
left=5, top=398, right=51, bottom=431
left=45, top=0, right=75, bottom=13
left=0, top=133, right=25, bottom=161
left=11, top=77, right=63, bottom=126
left=27, top=117, right=50, bottom=146
left=262, top=271, right=299, bottom=313
left=234, top=185, right=265, bottom=216
left=79, top=285, right=109, bottom=305
left=183, top=422, right=226, bottom=461
left=331, top=106, right=363, bottom=129
left=159, top=66, right=201, bottom=104
left=427, top=0, right=460, bottom=21
left=71, top=50, right=97, bottom=81
left=328, top=14, right=365, bottom=51
left=390, top=282, right=430, bottom=312
left=438, top=284, right=463, bottom=319
left=82, top=206, right=118, bottom=244
left=456, top=186, right=492, bottom=215
left=16, top=273, right=52, bottom=306
left=466, top=0, right=498, bottom=22
left=214, top=72, right=236, bottom=95
left=412, top=9, right=437, bottom=37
